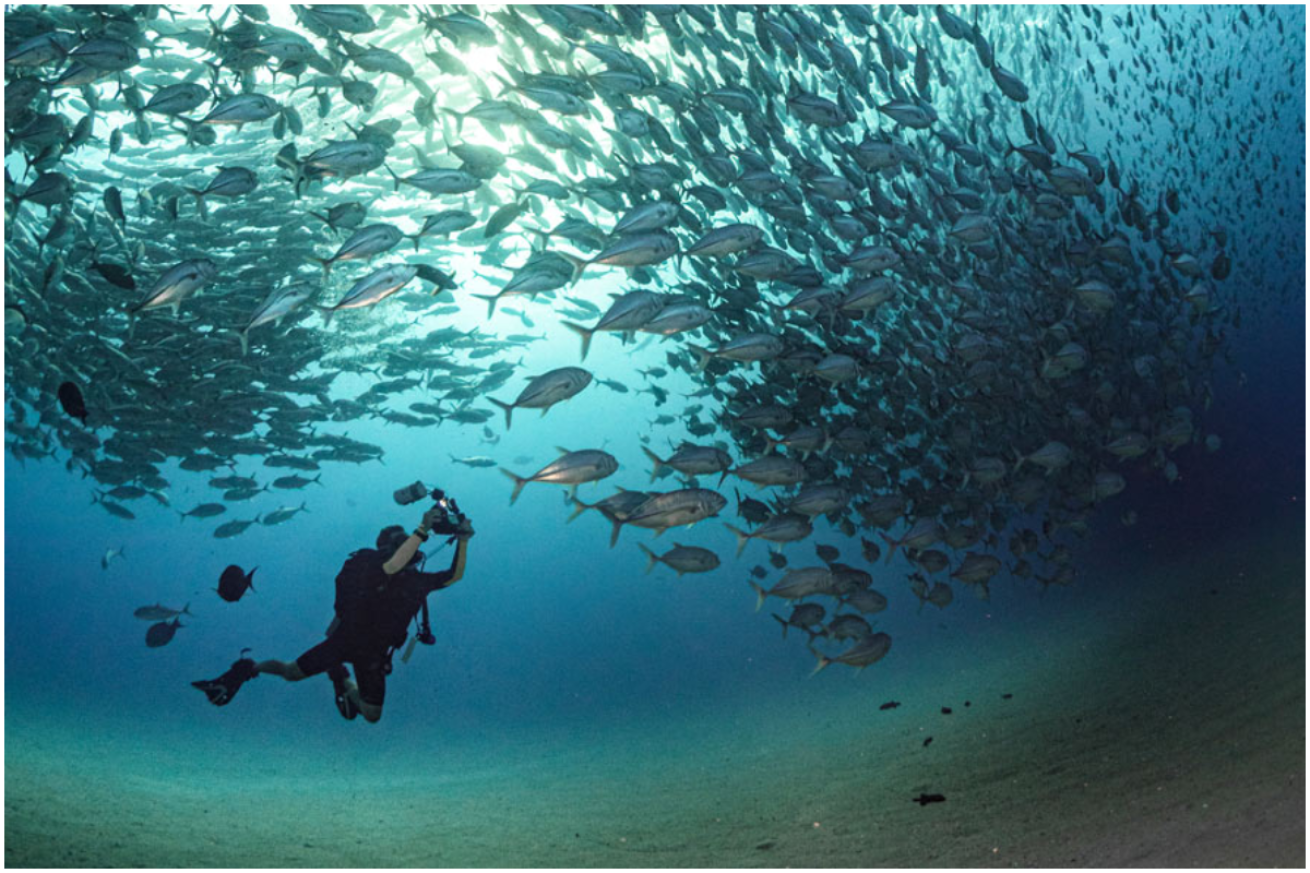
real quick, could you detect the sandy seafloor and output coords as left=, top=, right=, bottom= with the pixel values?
left=5, top=516, right=1304, bottom=868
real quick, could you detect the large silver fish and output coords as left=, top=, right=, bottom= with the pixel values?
left=488, top=367, right=592, bottom=429
left=315, top=264, right=417, bottom=324
left=501, top=448, right=618, bottom=504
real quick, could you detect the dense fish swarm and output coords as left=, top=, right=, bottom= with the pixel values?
left=5, top=5, right=1303, bottom=668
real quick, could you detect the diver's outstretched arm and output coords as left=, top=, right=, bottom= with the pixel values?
left=413, top=534, right=470, bottom=592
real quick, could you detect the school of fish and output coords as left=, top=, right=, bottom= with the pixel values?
left=5, top=5, right=1303, bottom=665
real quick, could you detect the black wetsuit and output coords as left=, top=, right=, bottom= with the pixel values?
left=295, top=547, right=460, bottom=707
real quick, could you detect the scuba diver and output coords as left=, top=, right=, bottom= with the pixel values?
left=193, top=486, right=473, bottom=723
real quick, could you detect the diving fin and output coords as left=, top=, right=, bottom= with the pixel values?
left=191, top=658, right=258, bottom=707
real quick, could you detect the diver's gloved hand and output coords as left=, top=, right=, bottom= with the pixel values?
left=454, top=516, right=475, bottom=539
left=417, top=505, right=446, bottom=535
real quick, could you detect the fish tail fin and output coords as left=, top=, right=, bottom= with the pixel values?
left=311, top=303, right=336, bottom=326
left=688, top=343, right=713, bottom=371
left=641, top=446, right=665, bottom=483
left=472, top=292, right=499, bottom=319
left=637, top=543, right=660, bottom=574
left=488, top=397, right=513, bottom=430
left=562, top=321, right=594, bottom=360
left=182, top=602, right=193, bottom=617
left=566, top=496, right=592, bottom=523
left=492, top=72, right=515, bottom=99
left=879, top=531, right=897, bottom=564
left=559, top=251, right=587, bottom=286
left=1012, top=447, right=1025, bottom=473
left=747, top=579, right=767, bottom=612
left=500, top=468, right=527, bottom=504
left=185, top=188, right=208, bottom=220
left=308, top=255, right=333, bottom=278
left=772, top=613, right=789, bottom=639
left=808, top=646, right=832, bottom=676
left=238, top=329, right=250, bottom=357
left=385, top=164, right=402, bottom=192
left=726, top=523, right=751, bottom=559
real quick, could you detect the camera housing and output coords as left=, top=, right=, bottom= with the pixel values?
left=395, top=481, right=468, bottom=536
left=427, top=487, right=467, bottom=536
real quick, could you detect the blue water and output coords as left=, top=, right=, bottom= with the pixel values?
left=4, top=4, right=1305, bottom=867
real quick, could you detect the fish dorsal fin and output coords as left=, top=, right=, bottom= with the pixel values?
left=554, top=445, right=571, bottom=455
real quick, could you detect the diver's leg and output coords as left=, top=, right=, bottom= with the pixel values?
left=254, top=659, right=307, bottom=681
left=260, top=637, right=339, bottom=682
left=359, top=693, right=382, bottom=723
left=335, top=675, right=369, bottom=720
left=353, top=659, right=386, bottom=724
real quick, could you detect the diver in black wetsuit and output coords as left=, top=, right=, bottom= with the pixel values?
left=193, top=503, right=473, bottom=723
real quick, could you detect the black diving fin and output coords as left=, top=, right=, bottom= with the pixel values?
left=192, top=656, right=258, bottom=707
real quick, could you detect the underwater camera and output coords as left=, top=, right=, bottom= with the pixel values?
left=393, top=480, right=468, bottom=536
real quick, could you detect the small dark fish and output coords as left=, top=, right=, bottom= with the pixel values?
left=104, top=186, right=126, bottom=225
left=749, top=565, right=768, bottom=579
left=217, top=565, right=257, bottom=602
left=879, top=701, right=901, bottom=711
left=484, top=200, right=526, bottom=238
left=57, top=381, right=88, bottom=424
left=767, top=551, right=788, bottom=569
left=912, top=793, right=946, bottom=806
left=815, top=543, right=840, bottom=563
left=923, top=737, right=933, bottom=747
left=100, top=544, right=126, bottom=570
left=91, top=259, right=136, bottom=290
left=145, top=618, right=183, bottom=648
left=734, top=488, right=772, bottom=524
left=941, top=707, right=953, bottom=715
left=415, top=263, right=458, bottom=292
left=1001, top=693, right=1013, bottom=700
